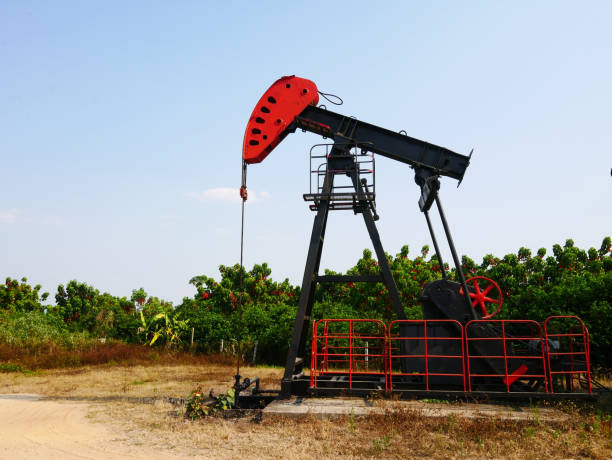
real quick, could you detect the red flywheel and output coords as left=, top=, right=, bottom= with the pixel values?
left=459, top=276, right=503, bottom=319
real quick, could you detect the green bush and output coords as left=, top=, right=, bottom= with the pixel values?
left=0, top=310, right=69, bottom=347
left=1, top=236, right=610, bottom=369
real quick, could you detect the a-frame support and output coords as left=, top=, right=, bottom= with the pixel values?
left=280, top=144, right=406, bottom=397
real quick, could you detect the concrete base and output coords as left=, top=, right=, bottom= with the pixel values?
left=263, top=396, right=567, bottom=422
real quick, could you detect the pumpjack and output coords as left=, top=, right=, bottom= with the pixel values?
left=237, top=76, right=593, bottom=402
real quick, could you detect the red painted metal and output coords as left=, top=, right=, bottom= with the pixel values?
left=466, top=320, right=548, bottom=392
left=460, top=276, right=503, bottom=319
left=544, top=316, right=592, bottom=394
left=242, top=75, right=319, bottom=164
left=388, top=320, right=465, bottom=391
left=505, top=363, right=529, bottom=386
left=309, top=317, right=591, bottom=395
left=310, top=319, right=387, bottom=389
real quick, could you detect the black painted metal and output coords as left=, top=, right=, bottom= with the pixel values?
left=434, top=195, right=476, bottom=320
left=280, top=142, right=407, bottom=397
left=285, top=374, right=595, bottom=400
left=294, top=105, right=470, bottom=183
left=316, top=275, right=383, bottom=283
left=281, top=169, right=333, bottom=398
left=424, top=210, right=447, bottom=280
left=350, top=172, right=406, bottom=321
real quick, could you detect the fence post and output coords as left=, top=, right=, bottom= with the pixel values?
left=252, top=341, right=258, bottom=364
left=220, top=339, right=224, bottom=353
left=190, top=327, right=194, bottom=348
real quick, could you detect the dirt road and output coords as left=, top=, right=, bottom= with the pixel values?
left=0, top=394, right=177, bottom=460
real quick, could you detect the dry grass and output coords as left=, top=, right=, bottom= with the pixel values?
left=1, top=363, right=611, bottom=459
left=93, top=399, right=612, bottom=459
left=0, top=341, right=237, bottom=370
left=0, top=362, right=282, bottom=399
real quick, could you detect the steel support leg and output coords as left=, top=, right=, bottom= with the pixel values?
left=281, top=174, right=333, bottom=397
left=352, top=173, right=406, bottom=320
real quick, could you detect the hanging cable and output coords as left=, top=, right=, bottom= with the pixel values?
left=318, top=90, right=343, bottom=106
left=236, top=161, right=248, bottom=382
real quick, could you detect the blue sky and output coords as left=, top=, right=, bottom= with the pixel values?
left=1, top=1, right=610, bottom=304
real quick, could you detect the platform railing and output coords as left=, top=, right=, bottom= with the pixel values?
left=544, top=316, right=592, bottom=394
left=309, top=317, right=591, bottom=394
left=310, top=319, right=387, bottom=389
left=465, top=320, right=549, bottom=393
left=388, top=319, right=465, bottom=391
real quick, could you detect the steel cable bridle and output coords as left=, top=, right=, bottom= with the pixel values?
left=318, top=90, right=343, bottom=106
left=236, top=161, right=248, bottom=382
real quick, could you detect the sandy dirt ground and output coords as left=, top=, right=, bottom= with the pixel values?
left=0, top=394, right=180, bottom=460
left=0, top=364, right=284, bottom=459
left=0, top=366, right=609, bottom=459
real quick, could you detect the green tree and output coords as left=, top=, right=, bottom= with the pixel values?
left=0, top=277, right=49, bottom=313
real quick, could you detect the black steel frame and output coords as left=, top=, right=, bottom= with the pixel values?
left=280, top=143, right=405, bottom=397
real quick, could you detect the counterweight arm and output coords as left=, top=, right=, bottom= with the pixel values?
left=242, top=75, right=470, bottom=184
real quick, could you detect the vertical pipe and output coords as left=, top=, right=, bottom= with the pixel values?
left=424, top=320, right=429, bottom=391
left=585, top=326, right=592, bottom=394
left=466, top=322, right=473, bottom=392
left=434, top=195, right=477, bottom=319
left=424, top=210, right=447, bottom=280
left=570, top=328, right=575, bottom=392
left=459, top=322, right=466, bottom=392
left=502, top=322, right=509, bottom=392
left=310, top=321, right=316, bottom=388
left=538, top=324, right=549, bottom=393
left=544, top=321, right=554, bottom=393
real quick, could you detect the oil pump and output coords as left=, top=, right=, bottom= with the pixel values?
left=238, top=76, right=592, bottom=400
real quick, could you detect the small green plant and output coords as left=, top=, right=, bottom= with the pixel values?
left=372, top=434, right=392, bottom=453
left=348, top=408, right=356, bottom=432
left=524, top=426, right=537, bottom=438
left=185, top=386, right=236, bottom=419
left=140, top=311, right=190, bottom=349
left=443, top=414, right=457, bottom=433
left=0, top=362, right=22, bottom=373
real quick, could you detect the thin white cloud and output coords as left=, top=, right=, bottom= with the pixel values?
left=159, top=215, right=183, bottom=221
left=0, top=210, right=65, bottom=227
left=186, top=187, right=271, bottom=204
left=0, top=209, right=18, bottom=224
left=42, top=216, right=65, bottom=227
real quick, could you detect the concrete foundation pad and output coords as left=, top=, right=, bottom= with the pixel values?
left=263, top=396, right=567, bottom=422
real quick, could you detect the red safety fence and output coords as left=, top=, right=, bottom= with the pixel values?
left=309, top=316, right=591, bottom=394
left=464, top=320, right=549, bottom=392
left=310, top=319, right=387, bottom=389
left=388, top=320, right=465, bottom=391
left=544, top=316, right=592, bottom=394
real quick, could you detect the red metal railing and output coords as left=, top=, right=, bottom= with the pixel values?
left=309, top=316, right=591, bottom=394
left=388, top=320, right=465, bottom=391
left=310, top=319, right=387, bottom=389
left=544, top=316, right=592, bottom=394
left=465, top=320, right=548, bottom=392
